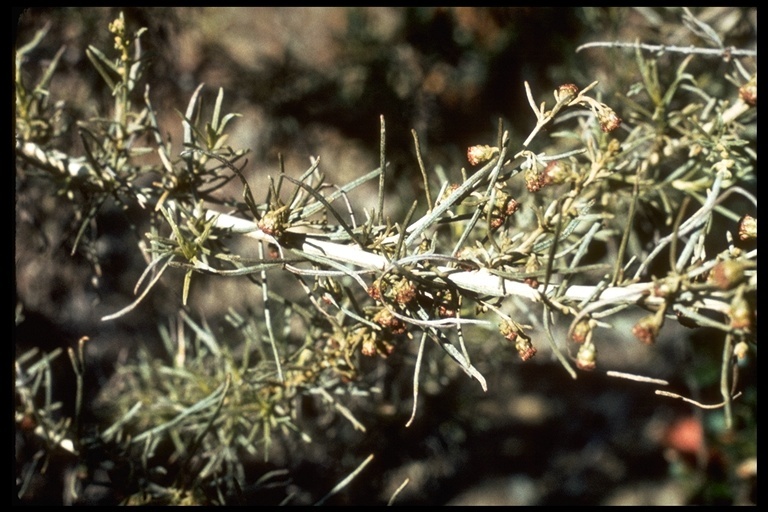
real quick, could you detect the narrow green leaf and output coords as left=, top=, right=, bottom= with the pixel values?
left=85, top=45, right=119, bottom=90
left=33, top=45, right=66, bottom=94
left=211, top=87, right=224, bottom=132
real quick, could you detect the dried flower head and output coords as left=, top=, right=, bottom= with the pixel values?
left=361, top=334, right=377, bottom=357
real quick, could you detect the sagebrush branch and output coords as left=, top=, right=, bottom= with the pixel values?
left=202, top=205, right=735, bottom=316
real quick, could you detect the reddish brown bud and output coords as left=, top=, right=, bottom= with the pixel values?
left=505, top=198, right=520, bottom=216
left=373, top=308, right=407, bottom=335
left=367, top=283, right=381, bottom=301
left=499, top=319, right=520, bottom=341
left=393, top=278, right=417, bottom=305
left=516, top=339, right=537, bottom=361
left=632, top=315, right=660, bottom=345
left=438, top=304, right=456, bottom=318
left=524, top=277, right=539, bottom=289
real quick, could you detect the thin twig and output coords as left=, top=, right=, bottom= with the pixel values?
left=315, top=454, right=375, bottom=506
left=258, top=242, right=284, bottom=383
left=655, top=389, right=742, bottom=409
left=387, top=478, right=410, bottom=506
left=721, top=332, right=735, bottom=429
left=405, top=333, right=427, bottom=428
left=101, top=256, right=173, bottom=321
left=313, top=387, right=366, bottom=432
left=411, top=129, right=433, bottom=212
left=606, top=370, right=669, bottom=385
left=576, top=40, right=756, bottom=57
left=378, top=115, right=386, bottom=224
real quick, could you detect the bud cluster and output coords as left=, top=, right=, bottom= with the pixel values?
left=483, top=186, right=520, bottom=230
left=499, top=319, right=537, bottom=361
left=524, top=160, right=573, bottom=192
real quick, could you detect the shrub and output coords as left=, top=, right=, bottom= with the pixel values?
left=15, top=8, right=755, bottom=505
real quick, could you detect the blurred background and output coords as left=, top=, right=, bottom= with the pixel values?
left=15, top=7, right=756, bottom=505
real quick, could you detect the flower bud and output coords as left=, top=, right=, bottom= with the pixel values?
left=505, top=197, right=520, bottom=216
left=571, top=318, right=592, bottom=344
left=361, top=333, right=377, bottom=357
left=467, top=145, right=498, bottom=166
left=556, top=83, right=579, bottom=104
left=738, top=215, right=756, bottom=241
left=539, top=160, right=569, bottom=187
left=499, top=319, right=520, bottom=341
left=632, top=314, right=660, bottom=345
left=733, top=341, right=749, bottom=361
left=367, top=282, right=382, bottom=301
left=524, top=168, right=541, bottom=192
left=373, top=308, right=407, bottom=335
left=393, top=278, right=417, bottom=305
left=524, top=255, right=540, bottom=289
left=739, top=75, right=756, bottom=107
left=257, top=208, right=287, bottom=239
left=709, top=260, right=745, bottom=290
left=576, top=341, right=597, bottom=371
left=515, top=336, right=537, bottom=361
left=729, top=296, right=752, bottom=330
left=597, top=107, right=622, bottom=132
